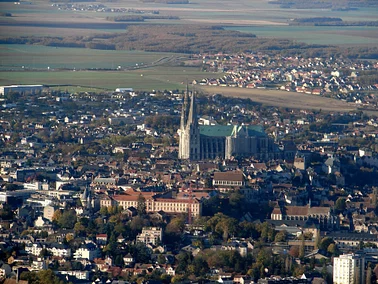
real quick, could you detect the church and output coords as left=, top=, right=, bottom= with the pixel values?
left=178, top=91, right=279, bottom=161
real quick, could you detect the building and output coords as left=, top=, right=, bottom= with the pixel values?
left=213, top=171, right=245, bottom=187
left=270, top=205, right=338, bottom=230
left=137, top=227, right=163, bottom=246
left=0, top=85, right=43, bottom=96
left=178, top=90, right=278, bottom=160
left=100, top=188, right=203, bottom=217
left=73, top=242, right=100, bottom=261
left=333, top=253, right=365, bottom=284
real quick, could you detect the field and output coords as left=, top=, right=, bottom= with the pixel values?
left=198, top=86, right=362, bottom=112
left=0, top=66, right=213, bottom=91
left=224, top=25, right=378, bottom=45
left=1, top=0, right=378, bottom=44
left=0, top=44, right=188, bottom=70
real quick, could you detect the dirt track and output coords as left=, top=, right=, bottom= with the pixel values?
left=199, top=86, right=358, bottom=112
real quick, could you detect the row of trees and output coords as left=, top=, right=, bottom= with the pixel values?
left=3, top=24, right=378, bottom=58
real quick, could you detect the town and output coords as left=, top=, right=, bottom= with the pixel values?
left=195, top=53, right=378, bottom=109
left=0, top=53, right=378, bottom=284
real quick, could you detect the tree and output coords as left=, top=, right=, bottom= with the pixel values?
left=137, top=194, right=146, bottom=216
left=274, top=230, right=287, bottom=243
left=0, top=204, right=15, bottom=220
left=289, top=246, right=300, bottom=258
left=99, top=206, right=109, bottom=216
left=57, top=209, right=77, bottom=229
left=327, top=243, right=338, bottom=256
left=335, top=198, right=346, bottom=213
left=314, top=230, right=321, bottom=250
left=319, top=237, right=334, bottom=251
left=366, top=264, right=372, bottom=284
left=299, top=235, right=305, bottom=259
left=158, top=254, right=166, bottom=264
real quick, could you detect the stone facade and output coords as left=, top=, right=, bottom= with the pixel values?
left=178, top=90, right=278, bottom=161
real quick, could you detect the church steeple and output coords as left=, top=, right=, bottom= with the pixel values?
left=188, top=91, right=197, bottom=126
left=180, top=84, right=190, bottom=129
left=178, top=85, right=200, bottom=160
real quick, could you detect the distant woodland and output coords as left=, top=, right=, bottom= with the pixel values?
left=290, top=17, right=378, bottom=26
left=140, top=0, right=189, bottom=3
left=269, top=0, right=378, bottom=9
left=106, top=15, right=179, bottom=22
left=1, top=24, right=378, bottom=59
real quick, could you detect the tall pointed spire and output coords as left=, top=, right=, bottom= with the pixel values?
left=188, top=90, right=197, bottom=126
left=180, top=85, right=189, bottom=129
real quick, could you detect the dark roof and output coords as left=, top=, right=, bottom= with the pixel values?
left=199, top=125, right=266, bottom=137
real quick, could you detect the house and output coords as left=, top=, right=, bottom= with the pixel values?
left=233, top=275, right=252, bottom=284
left=96, top=234, right=108, bottom=246
left=0, top=263, right=11, bottom=279
left=123, top=253, right=135, bottom=267
left=221, top=242, right=248, bottom=257
left=57, top=270, right=90, bottom=281
left=43, top=205, right=58, bottom=222
left=73, top=242, right=100, bottom=261
left=137, top=227, right=163, bottom=246
left=213, top=171, right=245, bottom=188
left=34, top=216, right=50, bottom=228
left=218, top=274, right=233, bottom=284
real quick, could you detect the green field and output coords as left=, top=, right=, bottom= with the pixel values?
left=224, top=25, right=378, bottom=45
left=0, top=66, right=213, bottom=91
left=0, top=44, right=187, bottom=70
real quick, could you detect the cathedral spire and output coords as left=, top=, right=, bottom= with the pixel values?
left=180, top=86, right=189, bottom=129
left=188, top=90, right=197, bottom=126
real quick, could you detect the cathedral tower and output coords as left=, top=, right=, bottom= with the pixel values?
left=178, top=87, right=200, bottom=160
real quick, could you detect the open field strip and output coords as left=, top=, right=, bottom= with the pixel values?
left=0, top=45, right=188, bottom=70
left=0, top=66, right=212, bottom=91
left=198, top=85, right=362, bottom=112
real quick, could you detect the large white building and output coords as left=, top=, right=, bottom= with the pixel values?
left=333, top=253, right=365, bottom=284
left=0, top=85, right=43, bottom=96
left=73, top=242, right=100, bottom=261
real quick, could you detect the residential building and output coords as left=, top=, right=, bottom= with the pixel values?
left=73, top=242, right=100, bottom=261
left=137, top=227, right=163, bottom=246
left=333, top=253, right=365, bottom=284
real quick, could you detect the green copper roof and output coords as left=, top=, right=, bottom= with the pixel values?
left=199, top=125, right=266, bottom=137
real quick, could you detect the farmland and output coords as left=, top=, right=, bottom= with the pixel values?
left=0, top=44, right=189, bottom=70
left=0, top=66, right=213, bottom=91
left=198, top=86, right=367, bottom=113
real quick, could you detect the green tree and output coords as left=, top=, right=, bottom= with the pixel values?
left=158, top=254, right=166, bottom=264
left=299, top=234, right=305, bottom=259
left=319, top=237, right=334, bottom=251
left=335, top=198, right=346, bottom=213
left=137, top=194, right=146, bottom=216
left=314, top=230, right=321, bottom=250
left=274, top=230, right=287, bottom=243
left=99, top=206, right=109, bottom=216
left=327, top=243, right=338, bottom=256
left=57, top=209, right=77, bottom=229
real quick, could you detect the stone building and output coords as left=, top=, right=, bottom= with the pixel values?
left=178, top=90, right=279, bottom=160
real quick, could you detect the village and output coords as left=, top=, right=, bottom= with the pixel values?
left=195, top=53, right=378, bottom=108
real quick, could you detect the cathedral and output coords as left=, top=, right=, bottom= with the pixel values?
left=178, top=91, right=279, bottom=161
